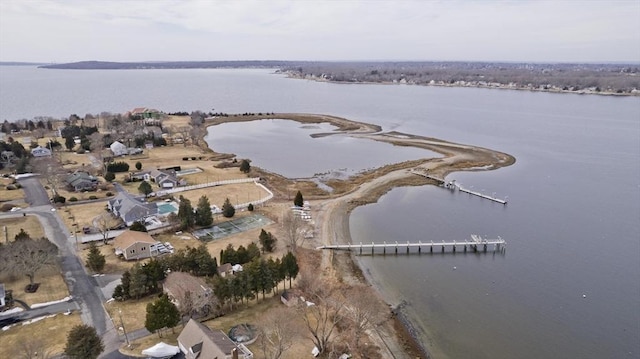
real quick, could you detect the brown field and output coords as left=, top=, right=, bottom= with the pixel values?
left=0, top=312, right=82, bottom=358
left=79, top=242, right=133, bottom=274
left=0, top=215, right=45, bottom=241
left=1, top=270, right=70, bottom=306
left=58, top=201, right=115, bottom=236
left=178, top=182, right=267, bottom=209
left=105, top=296, right=156, bottom=334
left=0, top=177, right=25, bottom=202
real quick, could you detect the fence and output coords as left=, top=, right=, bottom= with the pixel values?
left=151, top=177, right=261, bottom=197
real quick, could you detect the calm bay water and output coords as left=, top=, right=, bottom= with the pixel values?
left=1, top=66, right=639, bottom=359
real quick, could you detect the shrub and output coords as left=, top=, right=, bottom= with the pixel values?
left=106, top=191, right=114, bottom=197
left=69, top=197, right=78, bottom=202
left=53, top=195, right=66, bottom=203
left=89, top=195, right=98, bottom=200
left=6, top=184, right=16, bottom=190
left=104, top=172, right=115, bottom=182
left=0, top=204, right=13, bottom=212
left=106, top=161, right=130, bottom=173
left=248, top=203, right=254, bottom=211
left=14, top=183, right=21, bottom=189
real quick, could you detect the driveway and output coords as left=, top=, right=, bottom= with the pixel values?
left=18, top=175, right=51, bottom=206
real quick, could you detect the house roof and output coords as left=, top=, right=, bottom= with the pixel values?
left=108, top=193, right=157, bottom=224
left=113, top=230, right=156, bottom=250
left=66, top=171, right=98, bottom=187
left=217, top=263, right=232, bottom=275
left=178, top=319, right=239, bottom=359
left=164, top=272, right=210, bottom=299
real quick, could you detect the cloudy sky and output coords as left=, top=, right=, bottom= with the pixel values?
left=1, top=0, right=638, bottom=63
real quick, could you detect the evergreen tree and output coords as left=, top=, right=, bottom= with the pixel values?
left=293, top=190, right=304, bottom=207
left=247, top=203, right=254, bottom=211
left=239, top=159, right=251, bottom=173
left=138, top=181, right=153, bottom=197
left=129, top=263, right=148, bottom=299
left=282, top=252, right=299, bottom=288
left=135, top=161, right=142, bottom=170
left=64, top=324, right=104, bottom=359
left=247, top=242, right=261, bottom=261
left=177, top=195, right=195, bottom=229
left=221, top=197, right=235, bottom=218
left=145, top=294, right=181, bottom=337
left=14, top=228, right=30, bottom=241
left=259, top=229, right=277, bottom=252
left=195, top=195, right=213, bottom=226
left=86, top=242, right=106, bottom=273
left=104, top=171, right=115, bottom=182
left=65, top=136, right=75, bottom=151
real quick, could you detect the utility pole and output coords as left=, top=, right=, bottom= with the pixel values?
left=118, top=309, right=130, bottom=347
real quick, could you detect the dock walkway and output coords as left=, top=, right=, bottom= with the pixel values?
left=317, top=234, right=506, bottom=255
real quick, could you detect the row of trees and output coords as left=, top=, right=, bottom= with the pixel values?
left=212, top=251, right=299, bottom=310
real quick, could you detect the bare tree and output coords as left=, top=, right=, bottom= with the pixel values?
left=257, top=306, right=299, bottom=359
left=177, top=126, right=191, bottom=147
left=30, top=157, right=65, bottom=196
left=298, top=286, right=346, bottom=356
left=282, top=211, right=305, bottom=253
left=342, top=286, right=388, bottom=355
left=95, top=213, right=116, bottom=245
left=88, top=131, right=106, bottom=173
left=189, top=126, right=205, bottom=148
left=0, top=237, right=58, bottom=287
left=12, top=339, right=52, bottom=359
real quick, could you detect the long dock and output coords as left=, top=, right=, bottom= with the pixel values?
left=456, top=185, right=507, bottom=205
left=411, top=170, right=508, bottom=205
left=317, top=234, right=506, bottom=255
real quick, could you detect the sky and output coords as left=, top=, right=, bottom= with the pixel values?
left=1, top=0, right=639, bottom=64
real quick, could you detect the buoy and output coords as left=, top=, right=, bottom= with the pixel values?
left=582, top=294, right=587, bottom=298
left=453, top=266, right=457, bottom=270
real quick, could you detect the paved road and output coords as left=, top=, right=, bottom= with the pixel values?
left=12, top=177, right=124, bottom=358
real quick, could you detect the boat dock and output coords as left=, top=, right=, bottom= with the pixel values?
left=317, top=234, right=506, bottom=255
left=446, top=180, right=508, bottom=205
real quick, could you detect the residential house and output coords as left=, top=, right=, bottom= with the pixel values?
left=148, top=168, right=186, bottom=188
left=113, top=230, right=160, bottom=260
left=217, top=263, right=233, bottom=278
left=163, top=272, right=212, bottom=313
left=110, top=141, right=128, bottom=156
left=107, top=192, right=157, bottom=226
left=30, top=146, right=52, bottom=157
left=65, top=171, right=99, bottom=192
left=178, top=319, right=253, bottom=359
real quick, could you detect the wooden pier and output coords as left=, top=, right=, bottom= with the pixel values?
left=411, top=170, right=508, bottom=205
left=317, top=234, right=506, bottom=255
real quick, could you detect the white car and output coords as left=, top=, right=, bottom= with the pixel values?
left=10, top=207, right=21, bottom=212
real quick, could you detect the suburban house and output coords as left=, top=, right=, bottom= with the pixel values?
left=129, top=107, right=161, bottom=119
left=163, top=272, right=212, bottom=313
left=65, top=171, right=99, bottom=192
left=178, top=319, right=253, bottom=359
left=113, top=230, right=161, bottom=260
left=107, top=193, right=157, bottom=226
left=30, top=145, right=52, bottom=157
left=217, top=263, right=233, bottom=277
left=110, top=141, right=128, bottom=156
left=151, top=169, right=185, bottom=188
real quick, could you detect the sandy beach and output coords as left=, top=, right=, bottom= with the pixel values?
left=204, top=113, right=515, bottom=358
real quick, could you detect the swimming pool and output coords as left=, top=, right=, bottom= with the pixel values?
left=157, top=202, right=178, bottom=214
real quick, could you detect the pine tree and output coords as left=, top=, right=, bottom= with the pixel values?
left=282, top=252, right=299, bottom=289
left=86, top=242, right=106, bottom=273
left=177, top=195, right=195, bottom=229
left=64, top=324, right=104, bottom=359
left=145, top=294, right=181, bottom=337
left=293, top=190, right=304, bottom=207
left=195, top=195, right=213, bottom=226
left=222, top=197, right=235, bottom=218
left=259, top=229, right=277, bottom=252
left=239, top=159, right=251, bottom=173
left=138, top=181, right=153, bottom=197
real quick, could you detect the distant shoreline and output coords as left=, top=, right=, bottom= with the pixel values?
left=27, top=60, right=640, bottom=96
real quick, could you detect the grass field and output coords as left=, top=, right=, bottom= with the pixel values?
left=0, top=215, right=45, bottom=241
left=58, top=201, right=115, bottom=236
left=0, top=312, right=82, bottom=358
left=1, top=270, right=69, bottom=306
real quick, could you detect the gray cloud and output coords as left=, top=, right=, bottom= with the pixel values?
left=1, top=0, right=638, bottom=63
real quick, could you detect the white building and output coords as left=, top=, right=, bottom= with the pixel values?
left=30, top=146, right=52, bottom=157
left=109, top=141, right=128, bottom=156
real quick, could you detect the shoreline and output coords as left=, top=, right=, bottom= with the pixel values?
left=201, top=113, right=515, bottom=358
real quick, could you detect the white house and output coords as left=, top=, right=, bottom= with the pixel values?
left=110, top=141, right=128, bottom=156
left=30, top=146, right=52, bottom=157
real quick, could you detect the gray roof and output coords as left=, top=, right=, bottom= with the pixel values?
left=108, top=193, right=157, bottom=224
